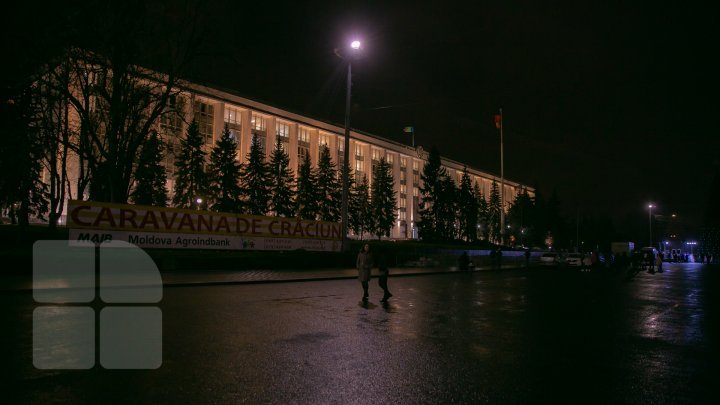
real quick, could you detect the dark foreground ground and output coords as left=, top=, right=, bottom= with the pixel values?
left=2, top=263, right=718, bottom=404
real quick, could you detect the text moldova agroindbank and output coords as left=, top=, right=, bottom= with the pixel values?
left=66, top=200, right=343, bottom=252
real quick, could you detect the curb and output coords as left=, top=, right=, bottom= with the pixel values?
left=1, top=265, right=527, bottom=293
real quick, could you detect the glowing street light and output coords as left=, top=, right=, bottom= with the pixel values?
left=338, top=39, right=363, bottom=251
left=196, top=197, right=203, bottom=210
left=647, top=203, right=655, bottom=247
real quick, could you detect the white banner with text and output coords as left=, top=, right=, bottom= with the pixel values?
left=66, top=200, right=342, bottom=251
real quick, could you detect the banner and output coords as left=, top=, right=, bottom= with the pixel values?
left=66, top=200, right=342, bottom=251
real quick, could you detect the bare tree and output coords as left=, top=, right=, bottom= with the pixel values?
left=39, top=0, right=204, bottom=203
left=32, top=67, right=72, bottom=228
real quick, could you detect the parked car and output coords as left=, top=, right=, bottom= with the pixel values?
left=540, top=252, right=559, bottom=266
left=565, top=253, right=584, bottom=267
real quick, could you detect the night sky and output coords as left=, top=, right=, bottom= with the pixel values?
left=3, top=0, right=718, bottom=237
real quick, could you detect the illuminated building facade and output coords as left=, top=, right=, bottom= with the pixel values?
left=48, top=70, right=532, bottom=240
left=154, top=81, right=533, bottom=240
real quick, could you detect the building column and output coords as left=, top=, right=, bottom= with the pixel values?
left=362, top=142, right=371, bottom=187
left=266, top=116, right=277, bottom=159
left=389, top=152, right=402, bottom=239
left=213, top=102, right=224, bottom=145
left=239, top=110, right=252, bottom=165
left=289, top=123, right=299, bottom=179
left=349, top=139, right=358, bottom=181
left=309, top=128, right=319, bottom=167
left=328, top=133, right=338, bottom=166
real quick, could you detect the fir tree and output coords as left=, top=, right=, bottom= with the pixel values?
left=350, top=173, right=371, bottom=240
left=370, top=157, right=397, bottom=239
left=488, top=180, right=502, bottom=243
left=131, top=131, right=168, bottom=207
left=458, top=167, right=478, bottom=241
left=418, top=146, right=447, bottom=241
left=475, top=181, right=489, bottom=241
left=268, top=136, right=296, bottom=217
left=208, top=124, right=241, bottom=212
left=507, top=187, right=535, bottom=246
left=172, top=120, right=209, bottom=209
left=239, top=133, right=271, bottom=215
left=437, top=174, right=458, bottom=240
left=316, top=145, right=342, bottom=222
left=296, top=153, right=319, bottom=220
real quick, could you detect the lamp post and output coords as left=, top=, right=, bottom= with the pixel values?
left=196, top=197, right=203, bottom=211
left=498, top=108, right=505, bottom=245
left=338, top=40, right=362, bottom=251
left=648, top=203, right=655, bottom=247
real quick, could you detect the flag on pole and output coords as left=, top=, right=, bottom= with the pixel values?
left=494, top=114, right=501, bottom=129
left=403, top=126, right=414, bottom=133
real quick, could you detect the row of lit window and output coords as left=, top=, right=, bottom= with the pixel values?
left=167, top=101, right=518, bottom=197
left=194, top=101, right=426, bottom=183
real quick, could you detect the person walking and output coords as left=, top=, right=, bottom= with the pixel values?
left=376, top=248, right=393, bottom=302
left=656, top=253, right=664, bottom=273
left=356, top=243, right=373, bottom=301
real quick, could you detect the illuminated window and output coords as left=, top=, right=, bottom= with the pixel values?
left=371, top=148, right=382, bottom=162
left=276, top=122, right=289, bottom=139
left=386, top=153, right=394, bottom=165
left=355, top=144, right=364, bottom=158
left=224, top=107, right=242, bottom=140
left=413, top=187, right=419, bottom=197
left=251, top=114, right=266, bottom=131
left=400, top=171, right=406, bottom=182
left=250, top=114, right=267, bottom=152
left=298, top=127, right=310, bottom=170
left=400, top=157, right=407, bottom=169
left=298, top=127, right=310, bottom=143
left=400, top=184, right=407, bottom=195
left=412, top=160, right=419, bottom=172
left=355, top=160, right=364, bottom=172
left=319, top=133, right=331, bottom=147
left=194, top=101, right=214, bottom=144
left=224, top=107, right=241, bottom=125
left=160, top=95, right=184, bottom=138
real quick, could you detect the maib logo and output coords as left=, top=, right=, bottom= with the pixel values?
left=33, top=240, right=162, bottom=370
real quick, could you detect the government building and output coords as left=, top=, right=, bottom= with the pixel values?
left=50, top=70, right=533, bottom=240
left=149, top=80, right=533, bottom=240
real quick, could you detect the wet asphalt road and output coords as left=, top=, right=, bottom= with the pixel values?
left=2, top=263, right=718, bottom=404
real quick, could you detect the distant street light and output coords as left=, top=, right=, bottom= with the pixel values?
left=648, top=203, right=655, bottom=247
left=337, top=39, right=363, bottom=251
left=196, top=197, right=203, bottom=210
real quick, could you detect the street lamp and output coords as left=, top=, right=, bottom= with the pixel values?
left=196, top=197, right=203, bottom=211
left=337, top=39, right=362, bottom=251
left=647, top=203, right=655, bottom=247
left=496, top=108, right=505, bottom=245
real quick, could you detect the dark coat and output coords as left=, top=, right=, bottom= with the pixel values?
left=356, top=251, right=373, bottom=282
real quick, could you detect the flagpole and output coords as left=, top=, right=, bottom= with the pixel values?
left=499, top=108, right=505, bottom=246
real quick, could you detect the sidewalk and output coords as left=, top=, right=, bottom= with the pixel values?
left=1, top=263, right=527, bottom=292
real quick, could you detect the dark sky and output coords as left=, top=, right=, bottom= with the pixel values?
left=3, top=0, right=719, bottom=235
